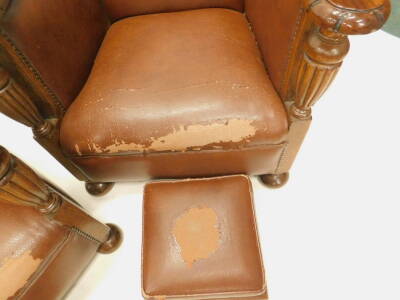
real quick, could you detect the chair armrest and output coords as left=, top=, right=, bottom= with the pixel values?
left=289, top=0, right=391, bottom=120
left=309, top=0, right=391, bottom=35
left=0, top=145, right=120, bottom=252
left=247, top=0, right=390, bottom=120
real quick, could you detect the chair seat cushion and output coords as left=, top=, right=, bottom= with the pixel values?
left=60, top=8, right=288, bottom=181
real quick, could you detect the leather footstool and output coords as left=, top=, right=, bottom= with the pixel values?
left=142, top=175, right=267, bottom=300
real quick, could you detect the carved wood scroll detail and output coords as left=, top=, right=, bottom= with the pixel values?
left=291, top=0, right=390, bottom=119
left=308, top=0, right=391, bottom=35
left=0, top=146, right=61, bottom=214
left=292, top=29, right=349, bottom=119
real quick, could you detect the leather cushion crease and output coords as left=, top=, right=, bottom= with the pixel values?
left=142, top=175, right=267, bottom=300
left=60, top=8, right=289, bottom=182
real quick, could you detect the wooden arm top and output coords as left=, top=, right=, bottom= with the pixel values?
left=307, top=0, right=391, bottom=35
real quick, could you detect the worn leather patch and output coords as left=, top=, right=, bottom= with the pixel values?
left=0, top=250, right=42, bottom=299
left=172, top=206, right=221, bottom=267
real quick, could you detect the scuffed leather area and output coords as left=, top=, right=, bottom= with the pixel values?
left=69, top=143, right=285, bottom=182
left=22, top=230, right=99, bottom=300
left=60, top=8, right=288, bottom=159
left=0, top=200, right=68, bottom=299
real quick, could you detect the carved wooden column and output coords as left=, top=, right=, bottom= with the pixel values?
left=275, top=0, right=391, bottom=175
left=0, top=145, right=61, bottom=214
left=291, top=28, right=350, bottom=119
left=0, top=67, right=54, bottom=136
left=0, top=67, right=89, bottom=181
left=291, top=0, right=391, bottom=118
left=0, top=146, right=122, bottom=253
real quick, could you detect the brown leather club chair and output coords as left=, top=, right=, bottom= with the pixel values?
left=0, top=0, right=391, bottom=195
left=0, top=145, right=122, bottom=299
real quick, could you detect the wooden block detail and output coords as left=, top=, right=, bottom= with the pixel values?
left=276, top=113, right=311, bottom=174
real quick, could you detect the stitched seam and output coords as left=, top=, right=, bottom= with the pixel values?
left=247, top=176, right=267, bottom=294
left=14, top=228, right=71, bottom=299
left=279, top=5, right=306, bottom=99
left=66, top=142, right=287, bottom=159
left=70, top=226, right=102, bottom=245
left=0, top=30, right=65, bottom=114
left=275, top=142, right=289, bottom=174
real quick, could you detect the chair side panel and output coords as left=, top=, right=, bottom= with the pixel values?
left=0, top=0, right=109, bottom=115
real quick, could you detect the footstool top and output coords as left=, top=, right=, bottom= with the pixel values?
left=142, top=175, right=266, bottom=299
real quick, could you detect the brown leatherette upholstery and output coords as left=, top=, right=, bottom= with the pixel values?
left=103, top=0, right=244, bottom=21
left=22, top=231, right=99, bottom=300
left=142, top=175, right=266, bottom=299
left=0, top=0, right=109, bottom=109
left=0, top=200, right=100, bottom=300
left=60, top=9, right=288, bottom=181
left=245, top=0, right=303, bottom=97
left=0, top=200, right=68, bottom=299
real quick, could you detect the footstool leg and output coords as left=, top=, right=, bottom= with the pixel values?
left=98, top=223, right=123, bottom=254
left=259, top=173, right=289, bottom=189
left=85, top=182, right=115, bottom=196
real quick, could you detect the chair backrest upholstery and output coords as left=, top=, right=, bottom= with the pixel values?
left=104, top=0, right=244, bottom=22
left=245, top=0, right=303, bottom=96
left=0, top=0, right=109, bottom=114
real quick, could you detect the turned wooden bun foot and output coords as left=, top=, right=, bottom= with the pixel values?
left=259, top=173, right=289, bottom=189
left=85, top=182, right=115, bottom=196
left=98, top=223, right=123, bottom=254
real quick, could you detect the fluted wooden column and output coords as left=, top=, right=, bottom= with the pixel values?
left=0, top=146, right=61, bottom=214
left=0, top=67, right=54, bottom=136
left=0, top=67, right=89, bottom=181
left=276, top=0, right=390, bottom=174
left=291, top=29, right=350, bottom=119
left=0, top=146, right=122, bottom=253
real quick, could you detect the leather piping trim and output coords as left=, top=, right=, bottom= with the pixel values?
left=13, top=227, right=71, bottom=299
left=141, top=175, right=266, bottom=300
left=0, top=30, right=65, bottom=114
left=65, top=142, right=287, bottom=159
